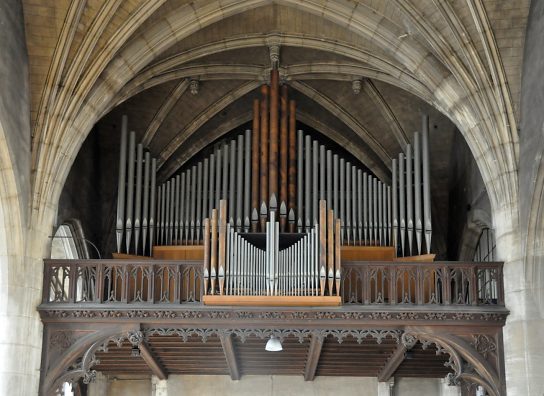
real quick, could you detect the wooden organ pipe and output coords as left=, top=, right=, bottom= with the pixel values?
left=209, top=154, right=214, bottom=231
left=313, top=140, right=319, bottom=224
left=218, top=200, right=227, bottom=295
left=260, top=85, right=269, bottom=216
left=305, top=135, right=311, bottom=231
left=297, top=130, right=304, bottom=232
left=203, top=217, right=210, bottom=295
left=280, top=85, right=288, bottom=217
left=288, top=100, right=297, bottom=227
left=319, top=201, right=327, bottom=296
left=269, top=70, right=279, bottom=209
left=335, top=218, right=341, bottom=296
left=210, top=208, right=218, bottom=294
left=327, top=208, right=335, bottom=295
left=251, top=99, right=261, bottom=227
left=339, top=157, right=345, bottom=244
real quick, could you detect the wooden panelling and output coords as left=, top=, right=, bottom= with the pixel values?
left=153, top=246, right=204, bottom=260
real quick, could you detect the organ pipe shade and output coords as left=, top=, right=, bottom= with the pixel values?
left=114, top=84, right=433, bottom=259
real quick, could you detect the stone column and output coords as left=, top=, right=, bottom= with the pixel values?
left=377, top=379, right=394, bottom=396
left=88, top=372, right=109, bottom=396
left=439, top=378, right=460, bottom=396
left=152, top=375, right=168, bottom=396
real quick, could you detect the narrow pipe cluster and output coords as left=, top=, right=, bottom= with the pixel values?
left=203, top=200, right=341, bottom=297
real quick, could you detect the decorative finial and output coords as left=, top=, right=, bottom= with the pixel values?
left=190, top=79, right=199, bottom=95
left=352, top=79, right=362, bottom=94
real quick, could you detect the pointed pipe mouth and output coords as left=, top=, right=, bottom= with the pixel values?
left=265, top=336, right=283, bottom=352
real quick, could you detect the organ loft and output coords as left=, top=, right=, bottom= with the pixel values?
left=27, top=10, right=519, bottom=395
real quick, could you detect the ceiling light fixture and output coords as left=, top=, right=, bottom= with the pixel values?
left=265, top=336, right=283, bottom=352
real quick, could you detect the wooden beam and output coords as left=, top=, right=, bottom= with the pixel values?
left=377, top=343, right=407, bottom=382
left=304, top=334, right=324, bottom=381
left=139, top=341, right=167, bottom=380
left=220, top=333, right=240, bottom=380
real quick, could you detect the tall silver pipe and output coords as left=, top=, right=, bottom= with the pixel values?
left=185, top=169, right=191, bottom=244
left=378, top=180, right=383, bottom=246
left=387, top=185, right=391, bottom=247
left=313, top=140, right=319, bottom=223
left=174, top=175, right=180, bottom=245
left=209, top=154, right=215, bottom=221
left=156, top=185, right=162, bottom=245
left=406, top=143, right=413, bottom=256
left=382, top=182, right=387, bottom=246
left=346, top=162, right=351, bottom=245
left=142, top=151, right=150, bottom=255
left=134, top=144, right=143, bottom=254
left=333, top=154, right=339, bottom=215
left=125, top=131, right=136, bottom=253
left=357, top=169, right=363, bottom=245
left=363, top=172, right=368, bottom=245
left=226, top=224, right=232, bottom=294
left=215, top=147, right=222, bottom=209
left=149, top=158, right=156, bottom=255
left=352, top=166, right=357, bottom=245
left=229, top=140, right=236, bottom=223
left=320, top=145, right=325, bottom=201
left=236, top=135, right=244, bottom=230
left=115, top=116, right=128, bottom=253
left=303, top=135, right=311, bottom=231
left=392, top=159, right=398, bottom=254
left=414, top=132, right=422, bottom=255
left=165, top=180, right=171, bottom=245
left=339, top=157, right=345, bottom=244
left=170, top=177, right=175, bottom=245
left=179, top=172, right=186, bottom=244
left=202, top=158, right=209, bottom=233
left=326, top=150, right=332, bottom=209
left=222, top=143, right=229, bottom=201
left=160, top=181, right=166, bottom=245
left=190, top=165, right=197, bottom=244
left=244, top=130, right=251, bottom=231
left=422, top=114, right=432, bottom=254
left=399, top=153, right=406, bottom=256
left=373, top=177, right=378, bottom=245
left=297, top=130, right=304, bottom=228
left=196, top=161, right=203, bottom=243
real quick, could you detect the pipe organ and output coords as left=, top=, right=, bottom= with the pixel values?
left=115, top=70, right=433, bottom=266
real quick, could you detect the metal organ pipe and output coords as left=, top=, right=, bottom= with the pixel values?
left=339, top=157, right=345, bottom=244
left=399, top=154, right=405, bottom=256
left=251, top=100, right=260, bottom=221
left=174, top=174, right=180, bottom=244
left=313, top=140, right=319, bottom=224
left=229, top=141, right=236, bottom=223
left=236, top=135, right=244, bottom=229
left=345, top=162, right=351, bottom=245
left=244, top=130, right=251, bottom=231
left=125, top=131, right=136, bottom=252
left=116, top=117, right=128, bottom=253
left=406, top=143, right=413, bottom=256
left=414, top=132, right=422, bottom=255
left=297, top=129, right=303, bottom=232
left=180, top=172, right=186, bottom=244
left=392, top=159, right=398, bottom=255
left=203, top=158, right=209, bottom=236
left=422, top=115, right=432, bottom=254
left=134, top=143, right=143, bottom=254
left=142, top=152, right=150, bottom=255
left=149, top=158, right=156, bottom=255
left=196, top=161, right=203, bottom=243
left=305, top=135, right=311, bottom=231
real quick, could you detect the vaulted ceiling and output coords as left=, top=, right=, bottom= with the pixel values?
left=22, top=0, right=528, bottom=256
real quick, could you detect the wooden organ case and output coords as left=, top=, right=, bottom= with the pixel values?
left=113, top=69, right=434, bottom=306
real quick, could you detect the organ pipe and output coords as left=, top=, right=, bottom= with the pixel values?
left=125, top=131, right=135, bottom=252
left=422, top=115, right=432, bottom=254
left=115, top=117, right=127, bottom=253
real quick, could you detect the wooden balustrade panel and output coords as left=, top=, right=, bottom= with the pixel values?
left=42, top=260, right=503, bottom=307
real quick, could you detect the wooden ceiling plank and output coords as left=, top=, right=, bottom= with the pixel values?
left=139, top=342, right=168, bottom=380
left=304, top=335, right=324, bottom=381
left=220, top=333, right=241, bottom=380
left=377, top=343, right=408, bottom=382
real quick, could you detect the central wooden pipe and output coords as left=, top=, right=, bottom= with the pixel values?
left=251, top=98, right=260, bottom=217
left=280, top=84, right=288, bottom=210
left=259, top=84, right=269, bottom=223
left=288, top=99, right=297, bottom=223
left=269, top=69, right=280, bottom=210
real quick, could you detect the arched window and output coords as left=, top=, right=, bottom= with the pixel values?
left=473, top=227, right=496, bottom=262
left=51, top=224, right=80, bottom=259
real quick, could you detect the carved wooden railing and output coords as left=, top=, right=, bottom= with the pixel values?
left=341, top=261, right=504, bottom=306
left=42, top=259, right=503, bottom=307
